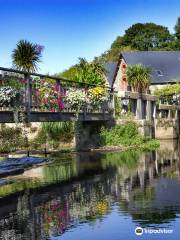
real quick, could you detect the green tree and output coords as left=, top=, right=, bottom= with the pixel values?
left=126, top=64, right=151, bottom=92
left=175, top=17, right=180, bottom=40
left=59, top=58, right=107, bottom=85
left=76, top=58, right=107, bottom=85
left=59, top=65, right=79, bottom=80
left=12, top=40, right=43, bottom=72
left=96, top=22, right=174, bottom=62
left=97, top=46, right=134, bottom=63
left=121, top=23, right=172, bottom=50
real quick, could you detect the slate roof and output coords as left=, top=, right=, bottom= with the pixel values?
left=104, top=62, right=117, bottom=87
left=121, top=51, right=180, bottom=84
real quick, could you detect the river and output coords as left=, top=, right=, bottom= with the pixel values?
left=0, top=140, right=180, bottom=240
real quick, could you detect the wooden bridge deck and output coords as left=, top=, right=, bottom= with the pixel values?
left=0, top=111, right=113, bottom=123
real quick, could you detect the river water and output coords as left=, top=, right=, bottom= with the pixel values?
left=0, top=140, right=180, bottom=240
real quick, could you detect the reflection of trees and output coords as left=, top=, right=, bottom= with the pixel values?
left=42, top=160, right=77, bottom=182
left=1, top=147, right=180, bottom=238
left=101, top=151, right=140, bottom=169
left=0, top=158, right=77, bottom=198
left=131, top=210, right=177, bottom=225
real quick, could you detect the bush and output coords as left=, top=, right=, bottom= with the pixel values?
left=100, top=121, right=144, bottom=146
left=100, top=121, right=160, bottom=150
left=0, top=125, right=25, bottom=153
left=141, top=139, right=160, bottom=150
left=31, top=122, right=74, bottom=149
left=154, top=83, right=180, bottom=97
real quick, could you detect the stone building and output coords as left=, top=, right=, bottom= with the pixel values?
left=105, top=51, right=180, bottom=93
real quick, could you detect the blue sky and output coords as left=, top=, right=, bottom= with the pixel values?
left=0, top=0, right=180, bottom=74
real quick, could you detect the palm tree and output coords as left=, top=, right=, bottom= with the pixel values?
left=126, top=64, right=151, bottom=92
left=12, top=40, right=43, bottom=72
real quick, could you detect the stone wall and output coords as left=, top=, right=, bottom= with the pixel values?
left=155, top=119, right=179, bottom=139
left=2, top=123, right=41, bottom=141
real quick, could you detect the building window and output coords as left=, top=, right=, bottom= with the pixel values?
left=121, top=63, right=127, bottom=73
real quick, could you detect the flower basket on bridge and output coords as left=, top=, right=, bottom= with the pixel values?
left=88, top=86, right=109, bottom=110
left=0, top=86, right=22, bottom=108
left=38, top=81, right=65, bottom=112
left=64, top=88, right=87, bottom=111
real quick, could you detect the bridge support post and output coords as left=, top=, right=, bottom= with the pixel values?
left=146, top=100, right=152, bottom=120
left=24, top=73, right=32, bottom=115
left=75, top=120, right=114, bottom=151
left=136, top=96, right=143, bottom=119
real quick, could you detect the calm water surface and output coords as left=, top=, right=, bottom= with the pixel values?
left=0, top=140, right=180, bottom=240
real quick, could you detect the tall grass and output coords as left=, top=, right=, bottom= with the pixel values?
left=31, top=122, right=75, bottom=150
left=41, top=122, right=74, bottom=142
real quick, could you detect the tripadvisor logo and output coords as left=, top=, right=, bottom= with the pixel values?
left=135, top=227, right=143, bottom=236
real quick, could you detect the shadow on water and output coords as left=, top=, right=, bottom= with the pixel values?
left=0, top=140, right=180, bottom=239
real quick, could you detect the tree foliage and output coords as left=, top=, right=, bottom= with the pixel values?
left=121, top=23, right=172, bottom=50
left=126, top=64, right=151, bottom=92
left=12, top=40, right=43, bottom=72
left=97, top=18, right=180, bottom=62
left=59, top=58, right=107, bottom=85
left=154, top=83, right=180, bottom=97
left=175, top=17, right=180, bottom=40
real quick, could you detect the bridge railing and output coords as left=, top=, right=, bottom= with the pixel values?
left=0, top=67, right=114, bottom=115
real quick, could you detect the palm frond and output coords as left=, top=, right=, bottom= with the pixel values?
left=12, top=40, right=43, bottom=72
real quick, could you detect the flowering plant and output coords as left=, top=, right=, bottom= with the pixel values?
left=0, top=86, right=20, bottom=107
left=38, top=81, right=65, bottom=112
left=88, top=87, right=108, bottom=106
left=65, top=88, right=87, bottom=110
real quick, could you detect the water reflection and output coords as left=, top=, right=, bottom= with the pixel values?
left=0, top=141, right=180, bottom=239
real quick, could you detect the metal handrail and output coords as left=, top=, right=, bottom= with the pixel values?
left=0, top=66, right=112, bottom=90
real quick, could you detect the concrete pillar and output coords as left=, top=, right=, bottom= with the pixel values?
left=136, top=97, right=143, bottom=119
left=146, top=100, right=152, bottom=120
left=153, top=103, right=156, bottom=119
left=168, top=109, right=172, bottom=119
left=175, top=110, right=179, bottom=136
left=175, top=110, right=178, bottom=120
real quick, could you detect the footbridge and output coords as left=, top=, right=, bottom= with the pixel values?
left=0, top=67, right=114, bottom=123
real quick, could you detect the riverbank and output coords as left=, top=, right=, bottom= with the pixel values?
left=0, top=156, right=48, bottom=179
left=0, top=121, right=159, bottom=181
left=0, top=137, right=159, bottom=157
